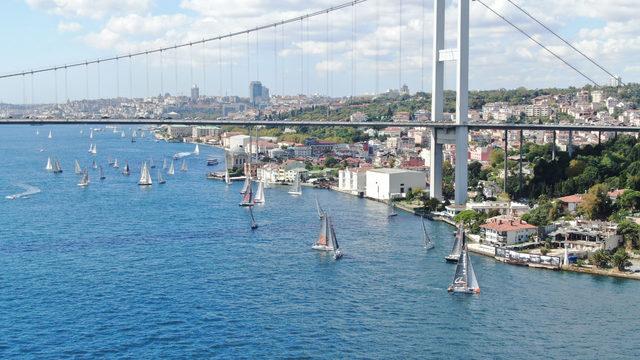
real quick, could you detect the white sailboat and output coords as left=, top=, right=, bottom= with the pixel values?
left=90, top=144, right=97, bottom=155
left=180, top=159, right=188, bottom=172
left=288, top=172, right=302, bottom=196
left=162, top=158, right=167, bottom=170
left=99, top=165, right=106, bottom=180
left=74, top=160, right=82, bottom=174
left=121, top=130, right=126, bottom=138
left=52, top=159, right=63, bottom=173
left=239, top=182, right=254, bottom=207
left=422, top=218, right=434, bottom=250
left=138, top=162, right=152, bottom=186
left=448, top=241, right=480, bottom=294
left=193, top=144, right=200, bottom=156
left=445, top=225, right=464, bottom=263
left=89, top=130, right=93, bottom=139
left=157, top=170, right=166, bottom=184
left=168, top=160, right=175, bottom=175
left=122, top=161, right=130, bottom=176
left=249, top=206, right=258, bottom=229
left=36, top=130, right=39, bottom=135
left=45, top=157, right=53, bottom=171
left=113, top=158, right=119, bottom=168
left=253, top=180, right=265, bottom=204
left=312, top=214, right=343, bottom=259
left=92, top=160, right=98, bottom=169
left=315, top=197, right=325, bottom=219
left=48, top=130, right=52, bottom=139
left=77, top=169, right=90, bottom=187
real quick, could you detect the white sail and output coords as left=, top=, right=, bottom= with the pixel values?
left=422, top=218, right=434, bottom=250
left=138, top=162, right=152, bottom=185
left=121, top=130, right=126, bottom=138
left=168, top=160, right=175, bottom=175
left=123, top=162, right=130, bottom=175
left=193, top=144, right=200, bottom=156
left=74, top=160, right=82, bottom=174
left=288, top=172, right=302, bottom=195
left=312, top=215, right=342, bottom=259
left=78, top=169, right=89, bottom=187
left=45, top=157, right=53, bottom=171
left=48, top=130, right=52, bottom=139
left=254, top=180, right=265, bottom=204
left=162, top=158, right=167, bottom=170
left=113, top=158, right=119, bottom=168
left=92, top=160, right=97, bottom=169
left=53, top=159, right=62, bottom=173
left=157, top=169, right=166, bottom=184
left=89, top=130, right=93, bottom=139
left=91, top=144, right=97, bottom=155
left=180, top=159, right=188, bottom=172
left=448, top=246, right=480, bottom=294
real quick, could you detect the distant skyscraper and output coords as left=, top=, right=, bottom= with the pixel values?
left=249, top=81, right=270, bottom=106
left=191, top=85, right=199, bottom=102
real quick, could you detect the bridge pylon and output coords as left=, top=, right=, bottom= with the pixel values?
left=429, top=0, right=469, bottom=205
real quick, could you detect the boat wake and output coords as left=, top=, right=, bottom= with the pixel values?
left=5, top=183, right=42, bottom=200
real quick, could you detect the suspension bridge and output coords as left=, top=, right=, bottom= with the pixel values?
left=0, top=0, right=630, bottom=206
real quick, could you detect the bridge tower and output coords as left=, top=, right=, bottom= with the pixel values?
left=429, top=0, right=469, bottom=205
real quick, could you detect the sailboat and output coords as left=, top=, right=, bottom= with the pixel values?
left=249, top=206, right=258, bottom=229
left=140, top=131, right=145, bottom=138
left=447, top=241, right=480, bottom=294
left=107, top=157, right=114, bottom=165
left=422, top=218, right=434, bottom=250
left=239, top=182, right=254, bottom=206
left=121, top=130, right=126, bottom=138
left=89, top=130, right=93, bottom=139
left=315, top=197, right=325, bottom=219
left=113, top=158, right=119, bottom=168
left=48, top=130, right=52, bottom=139
left=99, top=165, right=106, bottom=180
left=445, top=225, right=464, bottom=263
left=131, top=130, right=137, bottom=143
left=36, top=130, right=39, bottom=135
left=45, top=157, right=53, bottom=171
left=138, top=162, right=152, bottom=186
left=168, top=160, right=175, bottom=175
left=193, top=144, right=200, bottom=156
left=122, top=161, right=130, bottom=176
left=288, top=172, right=302, bottom=196
left=388, top=201, right=398, bottom=217
left=157, top=170, right=166, bottom=184
left=253, top=179, right=265, bottom=204
left=180, top=159, right=188, bottom=172
left=52, top=158, right=63, bottom=173
left=91, top=160, right=97, bottom=169
left=240, top=176, right=250, bottom=194
left=312, top=214, right=343, bottom=259
left=90, top=144, right=97, bottom=155
left=162, top=158, right=167, bottom=170
left=77, top=169, right=90, bottom=187
left=149, top=159, right=156, bottom=169
left=74, top=160, right=82, bottom=174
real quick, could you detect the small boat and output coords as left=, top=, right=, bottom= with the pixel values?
left=138, top=162, right=152, bottom=186
left=149, top=159, right=156, bottom=169
left=36, top=130, right=39, bottom=135
left=113, top=158, right=119, bottom=168
left=90, top=144, right=97, bottom=155
left=99, top=165, right=106, bottom=180
left=45, top=157, right=53, bottom=171
left=240, top=176, right=250, bottom=195
left=193, top=144, right=200, bottom=156
left=77, top=169, right=90, bottom=187
left=74, top=160, right=82, bottom=174
left=92, top=160, right=98, bottom=169
left=121, top=131, right=126, bottom=138
left=253, top=179, right=265, bottom=204
left=288, top=173, right=302, bottom=196
left=180, top=159, right=188, bottom=172
left=206, top=157, right=219, bottom=166
left=89, top=130, right=93, bottom=139
left=173, top=152, right=191, bottom=160
left=122, top=161, right=130, bottom=176
left=168, top=160, right=175, bottom=175
left=315, top=197, right=325, bottom=219
left=422, top=218, right=434, bottom=250
left=140, top=131, right=145, bottom=138
left=48, top=130, right=52, bottom=139
left=447, top=241, right=480, bottom=294
left=249, top=206, right=258, bottom=229
left=107, top=157, right=114, bottom=165
left=388, top=201, right=398, bottom=217
left=445, top=225, right=464, bottom=263
left=52, top=159, right=63, bottom=173
left=312, top=213, right=342, bottom=260
left=239, top=181, right=254, bottom=207
left=157, top=170, right=166, bottom=184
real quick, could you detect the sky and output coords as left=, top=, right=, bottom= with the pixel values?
left=0, top=0, right=638, bottom=104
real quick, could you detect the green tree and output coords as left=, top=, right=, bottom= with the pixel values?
left=453, top=210, right=487, bottom=234
left=611, top=248, right=631, bottom=271
left=579, top=183, right=613, bottom=220
left=618, top=190, right=640, bottom=211
left=617, top=220, right=640, bottom=249
left=589, top=249, right=611, bottom=268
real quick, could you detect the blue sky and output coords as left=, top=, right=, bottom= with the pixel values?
left=1, top=0, right=637, bottom=104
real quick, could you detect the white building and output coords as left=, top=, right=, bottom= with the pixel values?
left=365, top=168, right=426, bottom=200
left=480, top=216, right=537, bottom=245
left=167, top=125, right=193, bottom=138
left=338, top=168, right=367, bottom=195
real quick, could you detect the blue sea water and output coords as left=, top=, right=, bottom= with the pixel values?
left=0, top=125, right=639, bottom=359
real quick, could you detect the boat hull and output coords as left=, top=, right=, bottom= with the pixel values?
left=444, top=255, right=459, bottom=263
left=448, top=286, right=480, bottom=294
left=312, top=245, right=334, bottom=251
left=288, top=191, right=302, bottom=196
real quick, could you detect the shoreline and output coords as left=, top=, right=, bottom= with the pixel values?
left=335, top=188, right=640, bottom=281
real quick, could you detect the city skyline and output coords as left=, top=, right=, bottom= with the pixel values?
left=1, top=0, right=638, bottom=104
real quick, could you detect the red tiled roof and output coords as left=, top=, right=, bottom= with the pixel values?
left=558, top=194, right=583, bottom=204
left=480, top=218, right=537, bottom=232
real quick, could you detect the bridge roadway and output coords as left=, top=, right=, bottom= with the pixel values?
left=1, top=118, right=638, bottom=132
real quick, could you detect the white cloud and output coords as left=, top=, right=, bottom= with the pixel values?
left=315, top=60, right=344, bottom=73
left=57, top=21, right=82, bottom=33
left=25, top=0, right=152, bottom=19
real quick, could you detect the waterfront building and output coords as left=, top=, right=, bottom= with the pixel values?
left=547, top=220, right=622, bottom=252
left=167, top=125, right=193, bottom=139
left=480, top=216, right=537, bottom=246
left=365, top=168, right=426, bottom=201
left=338, top=168, right=367, bottom=196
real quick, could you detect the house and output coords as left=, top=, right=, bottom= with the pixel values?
left=338, top=167, right=368, bottom=196
left=480, top=216, right=537, bottom=246
left=558, top=194, right=583, bottom=214
left=365, top=168, right=426, bottom=200
left=547, top=220, right=621, bottom=252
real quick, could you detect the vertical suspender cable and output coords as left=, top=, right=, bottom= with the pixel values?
left=229, top=37, right=233, bottom=95
left=53, top=69, right=58, bottom=104
left=256, top=31, right=260, bottom=81
left=218, top=39, right=223, bottom=95
left=97, top=61, right=101, bottom=99
left=174, top=46, right=178, bottom=95
left=202, top=40, right=206, bottom=95
left=421, top=0, right=425, bottom=91
left=398, top=0, right=402, bottom=90
left=64, top=66, right=68, bottom=102
left=300, top=18, right=304, bottom=96
left=160, top=50, right=164, bottom=96
left=85, top=63, right=89, bottom=99
left=281, top=24, right=285, bottom=95
left=129, top=55, right=133, bottom=98
left=375, top=0, right=379, bottom=95
left=145, top=53, right=149, bottom=97
left=116, top=58, right=120, bottom=99
left=190, top=44, right=194, bottom=87
left=273, top=25, right=278, bottom=96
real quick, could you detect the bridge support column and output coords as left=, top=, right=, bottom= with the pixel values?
left=454, top=127, right=468, bottom=205
left=552, top=130, right=556, bottom=160
left=429, top=130, right=443, bottom=200
left=568, top=130, right=574, bottom=158
left=453, top=0, right=469, bottom=206
left=598, top=131, right=602, bottom=145
left=519, top=129, right=524, bottom=198
left=504, top=129, right=508, bottom=195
